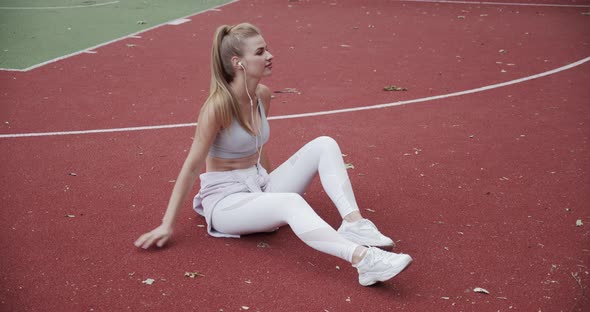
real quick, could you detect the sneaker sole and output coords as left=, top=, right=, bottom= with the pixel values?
left=359, top=255, right=413, bottom=287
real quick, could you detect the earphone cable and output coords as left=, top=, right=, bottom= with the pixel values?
left=242, top=63, right=264, bottom=168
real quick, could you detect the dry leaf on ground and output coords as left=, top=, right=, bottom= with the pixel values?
left=184, top=271, right=205, bottom=278
left=274, top=88, right=299, bottom=94
left=473, top=287, right=490, bottom=294
left=257, top=242, right=270, bottom=248
left=142, top=278, right=155, bottom=285
left=383, top=85, right=407, bottom=91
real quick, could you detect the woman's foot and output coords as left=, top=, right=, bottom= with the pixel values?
left=338, top=219, right=395, bottom=250
left=353, top=247, right=412, bottom=286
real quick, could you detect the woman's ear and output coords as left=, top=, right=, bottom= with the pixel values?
left=231, top=56, right=242, bottom=69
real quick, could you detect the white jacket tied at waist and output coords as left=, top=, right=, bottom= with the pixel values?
left=193, top=164, right=270, bottom=238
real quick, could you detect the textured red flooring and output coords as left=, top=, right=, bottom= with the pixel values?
left=1, top=0, right=589, bottom=311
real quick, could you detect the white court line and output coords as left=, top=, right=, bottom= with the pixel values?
left=1, top=56, right=588, bottom=139
left=167, top=18, right=191, bottom=26
left=0, top=0, right=239, bottom=72
left=1, top=0, right=584, bottom=72
left=399, top=0, right=590, bottom=8
left=0, top=1, right=120, bottom=10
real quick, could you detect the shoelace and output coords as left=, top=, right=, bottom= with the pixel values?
left=368, top=249, right=389, bottom=265
left=357, top=219, right=380, bottom=233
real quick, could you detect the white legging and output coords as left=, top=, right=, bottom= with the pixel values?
left=211, top=136, right=361, bottom=263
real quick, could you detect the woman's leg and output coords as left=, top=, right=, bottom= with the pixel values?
left=212, top=191, right=361, bottom=263
left=268, top=136, right=394, bottom=249
left=268, top=136, right=360, bottom=219
left=211, top=191, right=413, bottom=286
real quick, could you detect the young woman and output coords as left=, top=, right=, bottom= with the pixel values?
left=134, top=23, right=412, bottom=286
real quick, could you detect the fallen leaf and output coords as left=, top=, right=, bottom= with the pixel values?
left=576, top=219, right=583, bottom=227
left=257, top=242, right=270, bottom=248
left=345, top=297, right=351, bottom=302
left=241, top=307, right=249, bottom=311
left=184, top=271, right=205, bottom=278
left=345, top=163, right=355, bottom=169
left=365, top=208, right=376, bottom=213
left=441, top=297, right=450, bottom=300
left=457, top=15, right=466, bottom=19
left=384, top=85, right=407, bottom=91
left=137, top=20, right=147, bottom=25
left=274, top=88, right=299, bottom=94
left=498, top=49, right=507, bottom=53
left=335, top=266, right=340, bottom=270
left=473, top=287, right=490, bottom=294
left=68, top=172, right=77, bottom=176
left=340, top=44, right=351, bottom=48
left=142, top=278, right=155, bottom=285
left=65, top=214, right=76, bottom=218
left=126, top=44, right=137, bottom=47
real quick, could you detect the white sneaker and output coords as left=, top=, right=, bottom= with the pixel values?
left=337, top=219, right=395, bottom=250
left=353, top=247, right=412, bottom=286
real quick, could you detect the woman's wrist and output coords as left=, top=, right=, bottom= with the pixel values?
left=161, top=217, right=175, bottom=228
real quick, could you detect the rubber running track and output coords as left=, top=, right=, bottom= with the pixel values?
left=1, top=0, right=589, bottom=311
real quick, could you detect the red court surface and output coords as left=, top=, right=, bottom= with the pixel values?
left=1, top=0, right=589, bottom=311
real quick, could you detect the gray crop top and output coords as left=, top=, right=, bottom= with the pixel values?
left=208, top=98, right=270, bottom=159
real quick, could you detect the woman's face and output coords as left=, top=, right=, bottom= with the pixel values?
left=240, top=35, right=273, bottom=78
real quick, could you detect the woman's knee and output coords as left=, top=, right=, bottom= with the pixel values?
left=313, top=136, right=337, bottom=146
left=311, top=136, right=341, bottom=153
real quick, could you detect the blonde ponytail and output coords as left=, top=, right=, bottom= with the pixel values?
left=203, top=23, right=261, bottom=131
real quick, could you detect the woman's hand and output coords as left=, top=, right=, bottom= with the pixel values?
left=134, top=224, right=173, bottom=249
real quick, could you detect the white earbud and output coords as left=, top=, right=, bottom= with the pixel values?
left=238, top=61, right=244, bottom=68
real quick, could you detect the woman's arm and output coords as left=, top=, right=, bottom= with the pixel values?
left=134, top=105, right=219, bottom=249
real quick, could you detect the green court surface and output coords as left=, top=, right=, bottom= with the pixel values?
left=0, top=0, right=231, bottom=70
